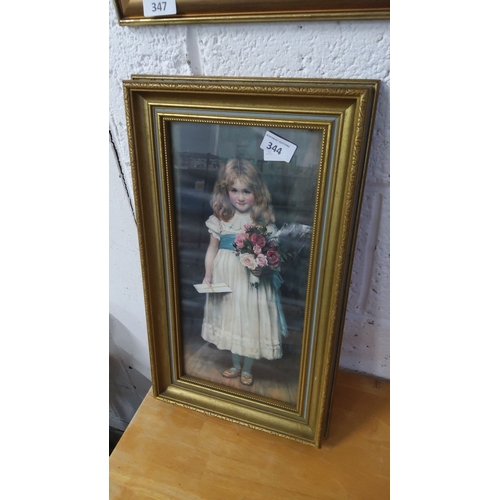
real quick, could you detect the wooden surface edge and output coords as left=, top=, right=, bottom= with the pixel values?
left=110, top=369, right=389, bottom=499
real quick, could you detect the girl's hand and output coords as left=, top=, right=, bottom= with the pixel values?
left=202, top=276, right=212, bottom=286
left=251, top=267, right=262, bottom=277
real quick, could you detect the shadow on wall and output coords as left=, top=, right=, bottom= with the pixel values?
left=109, top=314, right=151, bottom=431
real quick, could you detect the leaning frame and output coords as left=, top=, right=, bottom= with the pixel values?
left=123, top=76, right=379, bottom=447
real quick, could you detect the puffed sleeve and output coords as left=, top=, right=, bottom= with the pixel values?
left=205, top=215, right=221, bottom=240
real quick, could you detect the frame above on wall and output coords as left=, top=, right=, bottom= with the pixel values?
left=124, top=75, right=379, bottom=447
left=113, top=0, right=389, bottom=26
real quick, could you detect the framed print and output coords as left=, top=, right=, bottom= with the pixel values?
left=123, top=76, right=379, bottom=447
left=113, top=0, right=389, bottom=26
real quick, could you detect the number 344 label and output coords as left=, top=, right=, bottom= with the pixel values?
left=260, top=131, right=297, bottom=163
left=143, top=0, right=177, bottom=17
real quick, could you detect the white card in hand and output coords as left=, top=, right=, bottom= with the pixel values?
left=194, top=283, right=232, bottom=293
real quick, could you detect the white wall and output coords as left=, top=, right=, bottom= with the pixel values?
left=109, top=0, right=390, bottom=397
left=109, top=139, right=152, bottom=428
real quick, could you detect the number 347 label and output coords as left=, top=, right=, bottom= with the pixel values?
left=260, top=131, right=297, bottom=163
left=143, top=0, right=177, bottom=17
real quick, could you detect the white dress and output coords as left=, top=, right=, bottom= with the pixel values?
left=201, top=213, right=286, bottom=360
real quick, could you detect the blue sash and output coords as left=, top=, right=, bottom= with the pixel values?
left=272, top=272, right=288, bottom=338
left=219, top=234, right=236, bottom=250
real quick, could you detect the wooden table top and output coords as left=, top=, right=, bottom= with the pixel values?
left=109, top=369, right=389, bottom=499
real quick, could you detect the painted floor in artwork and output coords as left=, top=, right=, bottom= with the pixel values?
left=183, top=334, right=300, bottom=407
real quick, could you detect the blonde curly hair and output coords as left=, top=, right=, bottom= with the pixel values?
left=211, top=158, right=275, bottom=225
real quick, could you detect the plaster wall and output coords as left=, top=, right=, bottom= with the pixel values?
left=109, top=0, right=390, bottom=402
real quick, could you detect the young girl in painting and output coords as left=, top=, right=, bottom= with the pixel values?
left=201, top=158, right=287, bottom=387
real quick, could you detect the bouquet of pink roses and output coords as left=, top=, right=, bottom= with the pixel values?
left=233, top=222, right=288, bottom=287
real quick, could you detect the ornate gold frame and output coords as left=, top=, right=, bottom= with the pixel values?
left=114, top=0, right=389, bottom=25
left=124, top=76, right=379, bottom=447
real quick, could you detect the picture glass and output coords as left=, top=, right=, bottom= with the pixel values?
left=168, top=119, right=323, bottom=407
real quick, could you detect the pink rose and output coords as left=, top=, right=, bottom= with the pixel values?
left=253, top=244, right=262, bottom=255
left=234, top=232, right=248, bottom=249
left=240, top=253, right=258, bottom=270
left=266, top=248, right=280, bottom=268
left=249, top=233, right=266, bottom=248
left=256, top=254, right=268, bottom=267
left=244, top=223, right=253, bottom=230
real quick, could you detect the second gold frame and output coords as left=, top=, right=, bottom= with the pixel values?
left=114, top=0, right=389, bottom=25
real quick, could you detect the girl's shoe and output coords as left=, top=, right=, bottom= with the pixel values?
left=240, top=371, right=254, bottom=386
left=222, top=367, right=241, bottom=378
